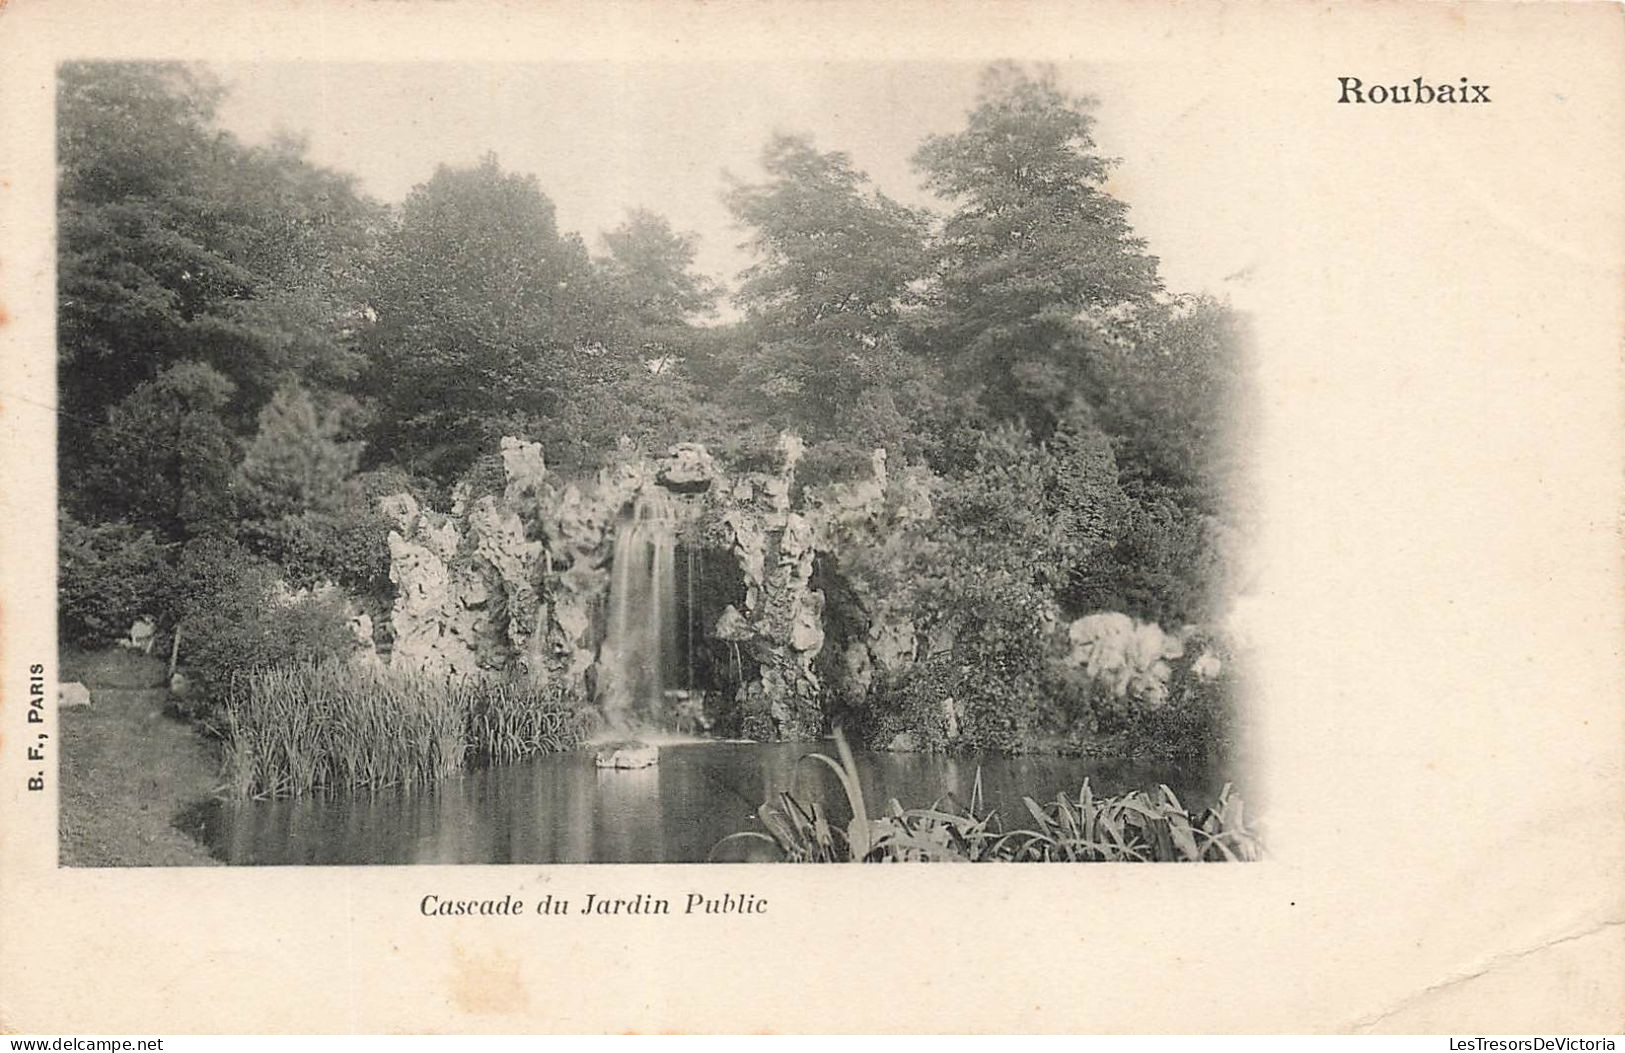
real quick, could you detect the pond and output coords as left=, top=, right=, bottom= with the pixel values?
left=200, top=741, right=1239, bottom=865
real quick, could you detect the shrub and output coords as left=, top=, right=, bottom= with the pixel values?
left=171, top=537, right=357, bottom=713
left=234, top=384, right=396, bottom=599
left=855, top=425, right=1076, bottom=751
left=860, top=658, right=960, bottom=752
left=238, top=507, right=394, bottom=598
left=865, top=649, right=1047, bottom=754
left=74, top=361, right=240, bottom=542
left=1089, top=662, right=1237, bottom=761
left=57, top=512, right=174, bottom=647
left=447, top=449, right=508, bottom=507
left=355, top=465, right=433, bottom=507
left=1068, top=486, right=1229, bottom=626
left=1060, top=630, right=1240, bottom=760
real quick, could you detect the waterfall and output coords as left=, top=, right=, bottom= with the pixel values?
left=598, top=491, right=681, bottom=731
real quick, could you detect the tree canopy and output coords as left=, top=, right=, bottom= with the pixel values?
left=58, top=59, right=1252, bottom=649
left=58, top=62, right=380, bottom=435
left=915, top=63, right=1164, bottom=431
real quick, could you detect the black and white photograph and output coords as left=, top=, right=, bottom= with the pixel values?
left=52, top=57, right=1261, bottom=867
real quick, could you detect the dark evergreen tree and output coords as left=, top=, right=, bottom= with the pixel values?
left=724, top=135, right=933, bottom=452
left=914, top=62, right=1162, bottom=432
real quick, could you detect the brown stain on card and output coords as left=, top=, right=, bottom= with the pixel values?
left=448, top=944, right=529, bottom=1016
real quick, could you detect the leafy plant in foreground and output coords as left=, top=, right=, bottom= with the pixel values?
left=711, top=730, right=1262, bottom=863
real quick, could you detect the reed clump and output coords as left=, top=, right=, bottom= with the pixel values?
left=221, top=660, right=592, bottom=798
left=712, top=730, right=1263, bottom=863
left=466, top=676, right=595, bottom=764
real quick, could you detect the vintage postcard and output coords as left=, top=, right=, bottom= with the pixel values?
left=0, top=0, right=1620, bottom=1035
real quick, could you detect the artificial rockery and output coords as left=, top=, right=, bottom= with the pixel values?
left=376, top=435, right=1215, bottom=746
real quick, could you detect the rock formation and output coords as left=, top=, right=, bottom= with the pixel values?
left=371, top=433, right=1228, bottom=748
left=385, top=505, right=483, bottom=676
left=378, top=434, right=935, bottom=741
left=59, top=682, right=92, bottom=709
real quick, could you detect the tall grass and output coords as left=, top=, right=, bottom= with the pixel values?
left=467, top=677, right=594, bottom=764
left=221, top=661, right=591, bottom=798
left=712, top=729, right=1263, bottom=863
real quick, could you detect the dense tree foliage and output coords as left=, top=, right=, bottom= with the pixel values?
left=915, top=63, right=1162, bottom=433
left=57, top=60, right=1252, bottom=752
left=358, top=156, right=612, bottom=479
left=600, top=209, right=719, bottom=336
left=58, top=63, right=379, bottom=437
left=722, top=134, right=947, bottom=475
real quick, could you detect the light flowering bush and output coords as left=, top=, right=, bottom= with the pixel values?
left=1064, top=611, right=1189, bottom=708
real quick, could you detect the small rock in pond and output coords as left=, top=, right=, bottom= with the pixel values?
left=595, top=743, right=658, bottom=769
left=59, top=682, right=92, bottom=708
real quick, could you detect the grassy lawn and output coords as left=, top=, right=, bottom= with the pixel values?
left=58, top=648, right=223, bottom=866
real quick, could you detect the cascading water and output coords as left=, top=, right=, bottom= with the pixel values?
left=598, top=491, right=681, bottom=731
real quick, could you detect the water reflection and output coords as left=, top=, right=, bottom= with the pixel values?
left=210, top=742, right=1229, bottom=865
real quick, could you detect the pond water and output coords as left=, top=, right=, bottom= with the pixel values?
left=201, top=741, right=1237, bottom=865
